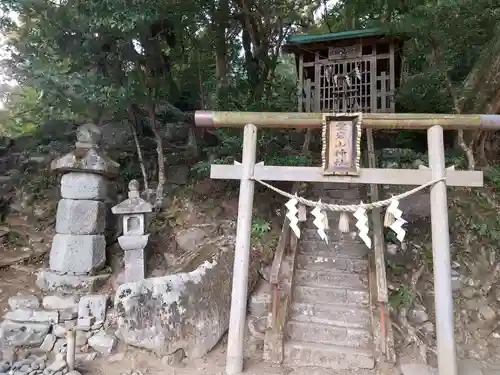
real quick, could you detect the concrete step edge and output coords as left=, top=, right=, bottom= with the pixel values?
left=290, top=302, right=371, bottom=330
left=285, top=340, right=374, bottom=357
left=288, top=319, right=373, bottom=335
left=293, top=283, right=369, bottom=293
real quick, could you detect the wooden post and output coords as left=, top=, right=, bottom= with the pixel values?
left=298, top=54, right=304, bottom=112
left=389, top=43, right=396, bottom=112
left=66, top=328, right=76, bottom=371
left=427, top=125, right=458, bottom=375
left=226, top=123, right=258, bottom=375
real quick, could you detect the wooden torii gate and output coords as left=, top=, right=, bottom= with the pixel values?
left=194, top=110, right=500, bottom=375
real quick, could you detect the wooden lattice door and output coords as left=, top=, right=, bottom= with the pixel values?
left=318, top=58, right=373, bottom=113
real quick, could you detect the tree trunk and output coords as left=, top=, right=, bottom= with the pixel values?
left=214, top=0, right=229, bottom=106
left=148, top=104, right=166, bottom=209
left=430, top=37, right=476, bottom=169
left=128, top=107, right=150, bottom=195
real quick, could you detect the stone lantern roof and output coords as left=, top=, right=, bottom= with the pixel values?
left=111, top=180, right=153, bottom=215
left=50, top=123, right=120, bottom=177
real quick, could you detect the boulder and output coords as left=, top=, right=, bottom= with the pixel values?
left=114, top=240, right=260, bottom=358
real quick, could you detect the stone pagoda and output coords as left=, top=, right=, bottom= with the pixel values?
left=37, top=123, right=119, bottom=294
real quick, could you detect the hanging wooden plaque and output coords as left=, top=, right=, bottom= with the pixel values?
left=322, top=113, right=362, bottom=176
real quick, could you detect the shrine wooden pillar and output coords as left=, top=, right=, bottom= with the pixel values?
left=226, top=124, right=257, bottom=375
left=428, top=125, right=457, bottom=375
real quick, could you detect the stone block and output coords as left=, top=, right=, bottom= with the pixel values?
left=52, top=324, right=66, bottom=338
left=78, top=295, right=107, bottom=322
left=76, top=330, right=91, bottom=346
left=76, top=317, right=94, bottom=331
left=55, top=199, right=106, bottom=235
left=0, top=320, right=50, bottom=347
left=60, top=173, right=108, bottom=200
left=49, top=234, right=106, bottom=274
left=59, top=309, right=78, bottom=321
left=40, top=334, right=57, bottom=352
left=53, top=337, right=68, bottom=354
left=74, top=352, right=97, bottom=364
left=8, top=295, right=40, bottom=310
left=88, top=331, right=116, bottom=355
left=42, top=295, right=78, bottom=311
left=36, top=270, right=110, bottom=295
left=123, top=248, right=145, bottom=283
left=114, top=243, right=260, bottom=358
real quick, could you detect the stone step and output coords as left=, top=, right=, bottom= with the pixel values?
left=296, top=254, right=368, bottom=273
left=295, top=269, right=368, bottom=290
left=290, top=302, right=371, bottom=329
left=293, top=285, right=369, bottom=306
left=303, top=212, right=369, bottom=228
left=282, top=368, right=376, bottom=375
left=287, top=321, right=372, bottom=348
left=302, top=228, right=364, bottom=244
left=284, top=340, right=375, bottom=369
left=307, top=191, right=366, bottom=202
left=309, top=183, right=364, bottom=191
left=299, top=240, right=369, bottom=259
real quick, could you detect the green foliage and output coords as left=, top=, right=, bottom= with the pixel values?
left=18, top=168, right=58, bottom=200
left=484, top=165, right=500, bottom=192
left=0, top=0, right=497, bottom=187
left=251, top=217, right=271, bottom=238
left=470, top=222, right=500, bottom=242
left=389, top=284, right=414, bottom=309
left=191, top=156, right=234, bottom=179
left=421, top=246, right=434, bottom=270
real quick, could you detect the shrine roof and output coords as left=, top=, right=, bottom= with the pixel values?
left=282, top=27, right=405, bottom=53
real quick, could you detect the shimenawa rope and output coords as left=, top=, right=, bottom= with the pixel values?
left=254, top=177, right=446, bottom=212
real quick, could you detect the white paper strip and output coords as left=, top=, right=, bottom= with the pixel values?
left=311, top=200, right=328, bottom=244
left=353, top=203, right=372, bottom=248
left=386, top=199, right=407, bottom=242
left=285, top=196, right=301, bottom=238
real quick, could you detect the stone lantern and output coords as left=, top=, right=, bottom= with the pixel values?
left=112, top=180, right=152, bottom=283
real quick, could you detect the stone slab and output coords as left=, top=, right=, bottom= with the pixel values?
left=51, top=147, right=119, bottom=177
left=60, top=172, right=108, bottom=200
left=4, top=309, right=59, bottom=325
left=0, top=320, right=50, bottom=347
left=49, top=234, right=106, bottom=274
left=55, top=199, right=106, bottom=235
left=8, top=295, right=40, bottom=310
left=36, top=269, right=110, bottom=295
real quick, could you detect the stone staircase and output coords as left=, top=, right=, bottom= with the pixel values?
left=282, top=183, right=376, bottom=373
